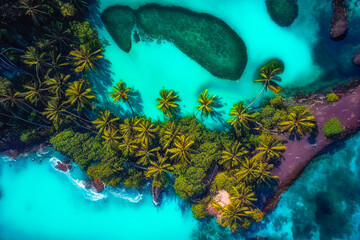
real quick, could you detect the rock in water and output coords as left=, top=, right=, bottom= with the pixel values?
left=330, top=0, right=348, bottom=41
left=94, top=178, right=105, bottom=193
left=352, top=52, right=360, bottom=67
left=55, top=160, right=71, bottom=172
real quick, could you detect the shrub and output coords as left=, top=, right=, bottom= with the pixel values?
left=192, top=201, right=210, bottom=219
left=61, top=3, right=76, bottom=17
left=20, top=129, right=35, bottom=143
left=326, top=93, right=340, bottom=102
left=322, top=117, right=344, bottom=138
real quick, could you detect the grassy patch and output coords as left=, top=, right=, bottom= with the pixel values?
left=322, top=117, right=344, bottom=138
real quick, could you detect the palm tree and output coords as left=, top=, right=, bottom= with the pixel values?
left=145, top=152, right=174, bottom=186
left=118, top=134, right=138, bottom=156
left=0, top=89, right=23, bottom=110
left=44, top=73, right=70, bottom=98
left=44, top=22, right=71, bottom=51
left=160, top=121, right=180, bottom=149
left=243, top=63, right=283, bottom=112
left=136, top=144, right=161, bottom=166
left=255, top=135, right=286, bottom=162
left=22, top=46, right=46, bottom=82
left=196, top=89, right=216, bottom=118
left=45, top=52, right=67, bottom=77
left=119, top=117, right=141, bottom=137
left=22, top=82, right=46, bottom=105
left=69, top=44, right=103, bottom=72
left=235, top=157, right=259, bottom=184
left=254, top=163, right=278, bottom=185
left=231, top=185, right=257, bottom=208
left=65, top=79, right=95, bottom=111
left=279, top=107, right=316, bottom=136
left=156, top=89, right=179, bottom=118
left=219, top=142, right=248, bottom=171
left=92, top=110, right=120, bottom=134
left=167, top=134, right=195, bottom=165
left=43, top=100, right=67, bottom=127
left=134, top=118, right=158, bottom=146
left=102, top=128, right=121, bottom=149
left=212, top=200, right=252, bottom=232
left=110, top=80, right=135, bottom=117
left=20, top=0, right=48, bottom=25
left=228, top=102, right=258, bottom=137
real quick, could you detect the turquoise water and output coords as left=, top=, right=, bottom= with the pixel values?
left=89, top=0, right=331, bottom=128
left=0, top=150, right=197, bottom=240
left=1, top=134, right=360, bottom=239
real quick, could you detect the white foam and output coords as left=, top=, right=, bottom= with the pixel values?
left=49, top=157, right=107, bottom=201
left=1, top=156, right=16, bottom=162
left=107, top=186, right=143, bottom=203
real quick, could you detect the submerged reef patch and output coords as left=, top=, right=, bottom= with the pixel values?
left=101, top=6, right=136, bottom=53
left=101, top=4, right=248, bottom=80
left=265, top=0, right=299, bottom=27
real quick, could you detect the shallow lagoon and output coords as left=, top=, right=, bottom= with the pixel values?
left=89, top=0, right=333, bottom=128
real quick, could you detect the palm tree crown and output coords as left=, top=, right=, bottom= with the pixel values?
left=156, top=89, right=179, bottom=118
left=92, top=110, right=119, bottom=134
left=110, top=80, right=135, bottom=116
left=255, top=135, right=286, bottom=162
left=196, top=89, right=216, bottom=118
left=220, top=142, right=248, bottom=171
left=167, top=134, right=195, bottom=165
left=279, top=107, right=316, bottom=136
left=65, top=79, right=95, bottom=111
left=69, top=44, right=103, bottom=72
left=228, top=102, right=258, bottom=137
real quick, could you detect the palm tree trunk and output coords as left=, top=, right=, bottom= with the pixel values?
left=242, top=84, right=267, bottom=113
left=65, top=110, right=92, bottom=123
left=126, top=161, right=148, bottom=171
left=127, top=100, right=135, bottom=117
left=0, top=113, right=51, bottom=128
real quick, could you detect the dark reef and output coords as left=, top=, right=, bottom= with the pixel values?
left=330, top=0, right=348, bottom=41
left=101, top=4, right=248, bottom=80
left=265, top=0, right=299, bottom=27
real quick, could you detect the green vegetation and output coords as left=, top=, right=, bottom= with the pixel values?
left=326, top=93, right=340, bottom=102
left=101, top=4, right=248, bottom=80
left=266, top=0, right=299, bottom=27
left=322, top=117, right=344, bottom=138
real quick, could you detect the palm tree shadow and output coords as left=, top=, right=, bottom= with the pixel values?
left=209, top=96, right=227, bottom=126
left=89, top=58, right=114, bottom=101
left=128, top=89, right=144, bottom=117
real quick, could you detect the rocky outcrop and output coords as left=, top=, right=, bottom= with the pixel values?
left=94, top=178, right=105, bottom=193
left=55, top=159, right=72, bottom=172
left=330, top=0, right=348, bottom=41
left=151, top=185, right=161, bottom=206
left=352, top=52, right=360, bottom=66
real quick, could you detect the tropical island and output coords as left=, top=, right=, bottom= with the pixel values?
left=1, top=0, right=360, bottom=238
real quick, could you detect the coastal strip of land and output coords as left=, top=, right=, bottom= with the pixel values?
left=263, top=83, right=360, bottom=212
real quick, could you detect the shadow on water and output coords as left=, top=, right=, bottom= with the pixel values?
left=128, top=89, right=145, bottom=117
